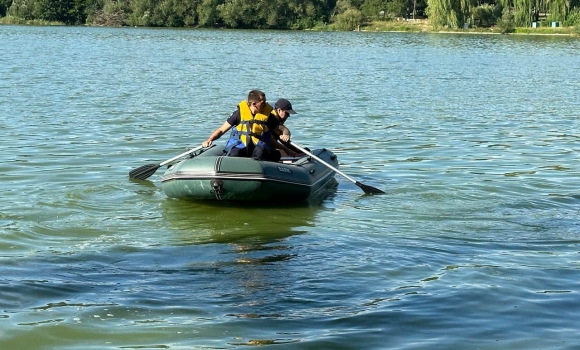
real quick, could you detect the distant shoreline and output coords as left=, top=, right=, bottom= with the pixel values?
left=359, top=20, right=579, bottom=37
left=1, top=18, right=578, bottom=37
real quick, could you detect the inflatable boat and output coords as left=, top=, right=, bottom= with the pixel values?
left=160, top=146, right=338, bottom=202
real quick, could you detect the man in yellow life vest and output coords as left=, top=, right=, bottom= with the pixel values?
left=202, top=90, right=285, bottom=161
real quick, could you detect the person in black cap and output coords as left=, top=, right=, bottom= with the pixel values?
left=272, top=98, right=295, bottom=142
left=270, top=98, right=302, bottom=160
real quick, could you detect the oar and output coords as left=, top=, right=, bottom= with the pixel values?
left=289, top=141, right=385, bottom=195
left=129, top=145, right=205, bottom=180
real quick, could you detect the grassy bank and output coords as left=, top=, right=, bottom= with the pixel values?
left=361, top=19, right=580, bottom=36
left=0, top=15, right=62, bottom=26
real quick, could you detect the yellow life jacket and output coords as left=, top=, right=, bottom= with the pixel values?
left=236, top=101, right=273, bottom=146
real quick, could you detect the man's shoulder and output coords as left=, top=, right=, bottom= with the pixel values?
left=227, top=109, right=241, bottom=125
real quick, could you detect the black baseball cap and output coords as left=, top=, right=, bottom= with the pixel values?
left=274, top=99, right=296, bottom=114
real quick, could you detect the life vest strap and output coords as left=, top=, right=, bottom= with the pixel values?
left=246, top=120, right=267, bottom=126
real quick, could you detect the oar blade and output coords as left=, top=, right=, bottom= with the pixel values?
left=356, top=181, right=385, bottom=195
left=129, top=163, right=161, bottom=180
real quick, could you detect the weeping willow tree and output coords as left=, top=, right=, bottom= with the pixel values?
left=426, top=0, right=474, bottom=28
left=333, top=7, right=362, bottom=30
left=547, top=0, right=570, bottom=21
left=504, top=0, right=569, bottom=26
left=512, top=0, right=534, bottom=26
left=428, top=0, right=571, bottom=28
left=427, top=0, right=458, bottom=27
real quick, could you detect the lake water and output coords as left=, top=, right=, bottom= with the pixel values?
left=1, top=25, right=580, bottom=349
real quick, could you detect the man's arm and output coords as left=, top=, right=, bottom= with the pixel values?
left=271, top=135, right=299, bottom=157
left=278, top=124, right=291, bottom=142
left=202, top=121, right=232, bottom=147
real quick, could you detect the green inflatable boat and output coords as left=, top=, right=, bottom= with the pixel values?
left=161, top=146, right=338, bottom=202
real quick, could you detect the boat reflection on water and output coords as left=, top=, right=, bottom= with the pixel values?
left=160, top=177, right=337, bottom=247
left=159, top=196, right=335, bottom=318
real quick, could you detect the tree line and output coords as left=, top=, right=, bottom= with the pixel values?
left=1, top=0, right=579, bottom=30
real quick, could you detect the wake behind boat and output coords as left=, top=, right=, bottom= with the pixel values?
left=160, top=145, right=339, bottom=202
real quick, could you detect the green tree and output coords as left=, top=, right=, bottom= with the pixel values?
left=7, top=0, right=37, bottom=20
left=197, top=0, right=222, bottom=27
left=332, top=0, right=350, bottom=14
left=347, top=0, right=365, bottom=8
left=0, top=0, right=12, bottom=16
left=70, top=0, right=94, bottom=24
left=360, top=0, right=388, bottom=19
left=563, top=6, right=580, bottom=25
left=472, top=3, right=497, bottom=26
left=333, top=7, right=362, bottom=29
left=427, top=0, right=459, bottom=27
left=90, top=0, right=128, bottom=26
left=386, top=0, right=408, bottom=18
left=287, top=0, right=334, bottom=28
left=217, top=0, right=299, bottom=29
left=125, top=0, right=157, bottom=26
left=496, top=5, right=515, bottom=32
left=426, top=0, right=474, bottom=27
left=512, top=0, right=533, bottom=26
left=547, top=0, right=569, bottom=22
left=257, top=0, right=292, bottom=28
left=34, top=0, right=78, bottom=23
left=217, top=0, right=253, bottom=28
left=154, top=0, right=199, bottom=26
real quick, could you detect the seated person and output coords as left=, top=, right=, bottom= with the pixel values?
left=202, top=90, right=277, bottom=161
left=269, top=98, right=303, bottom=161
